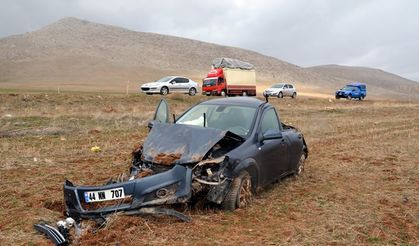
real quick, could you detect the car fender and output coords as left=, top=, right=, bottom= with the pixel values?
left=150, top=82, right=164, bottom=90
left=163, top=82, right=173, bottom=90
left=231, top=157, right=260, bottom=192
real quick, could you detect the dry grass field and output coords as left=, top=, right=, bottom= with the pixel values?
left=0, top=91, right=417, bottom=245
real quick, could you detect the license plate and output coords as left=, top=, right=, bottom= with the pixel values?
left=84, top=187, right=125, bottom=203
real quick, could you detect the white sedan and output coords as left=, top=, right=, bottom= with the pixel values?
left=263, top=83, right=297, bottom=98
left=140, top=76, right=198, bottom=96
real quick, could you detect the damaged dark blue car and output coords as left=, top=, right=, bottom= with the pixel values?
left=37, top=97, right=308, bottom=245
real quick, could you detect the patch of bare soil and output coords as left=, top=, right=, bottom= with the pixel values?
left=44, top=200, right=65, bottom=213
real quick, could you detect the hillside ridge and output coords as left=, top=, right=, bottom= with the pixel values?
left=0, top=17, right=417, bottom=99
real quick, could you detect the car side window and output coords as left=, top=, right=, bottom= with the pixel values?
left=217, top=78, right=224, bottom=85
left=177, top=78, right=188, bottom=83
left=259, top=108, right=281, bottom=134
left=289, top=85, right=293, bottom=89
left=284, top=85, right=288, bottom=89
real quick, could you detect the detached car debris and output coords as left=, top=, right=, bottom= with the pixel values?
left=35, top=97, right=308, bottom=244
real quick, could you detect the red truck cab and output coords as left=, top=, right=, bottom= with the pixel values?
left=202, top=68, right=227, bottom=96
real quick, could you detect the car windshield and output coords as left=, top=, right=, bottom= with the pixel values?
left=271, top=83, right=285, bottom=88
left=203, top=79, right=217, bottom=87
left=176, top=104, right=257, bottom=137
left=156, top=76, right=174, bottom=82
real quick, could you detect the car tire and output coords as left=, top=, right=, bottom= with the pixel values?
left=360, top=95, right=365, bottom=100
left=292, top=92, right=297, bottom=98
left=295, top=154, right=306, bottom=176
left=221, top=171, right=252, bottom=211
left=242, top=91, right=247, bottom=96
left=347, top=95, right=352, bottom=100
left=160, top=86, right=169, bottom=96
left=335, top=95, right=339, bottom=99
left=220, top=90, right=227, bottom=97
left=278, top=92, right=283, bottom=98
left=188, top=87, right=197, bottom=96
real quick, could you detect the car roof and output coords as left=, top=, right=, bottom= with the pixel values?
left=347, top=82, right=365, bottom=86
left=200, top=97, right=266, bottom=108
left=161, top=76, right=189, bottom=79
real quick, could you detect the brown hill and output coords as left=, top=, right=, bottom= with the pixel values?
left=0, top=17, right=418, bottom=99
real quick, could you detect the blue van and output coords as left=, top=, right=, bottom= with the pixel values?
left=335, top=82, right=367, bottom=100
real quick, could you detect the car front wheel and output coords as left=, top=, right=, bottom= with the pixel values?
left=188, top=87, right=197, bottom=96
left=222, top=171, right=252, bottom=211
left=278, top=92, right=283, bottom=98
left=347, top=94, right=352, bottom=100
left=220, top=90, right=227, bottom=97
left=160, top=86, right=169, bottom=95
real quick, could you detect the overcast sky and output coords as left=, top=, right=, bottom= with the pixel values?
left=1, top=0, right=419, bottom=81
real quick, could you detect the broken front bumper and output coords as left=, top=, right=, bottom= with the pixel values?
left=63, top=165, right=192, bottom=220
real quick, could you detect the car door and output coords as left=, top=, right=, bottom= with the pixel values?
left=288, top=84, right=295, bottom=94
left=286, top=84, right=293, bottom=96
left=255, top=107, right=289, bottom=185
left=353, top=87, right=361, bottom=98
left=179, top=78, right=191, bottom=93
left=168, top=77, right=178, bottom=92
left=283, top=84, right=289, bottom=96
left=153, top=99, right=170, bottom=123
left=173, top=77, right=190, bottom=93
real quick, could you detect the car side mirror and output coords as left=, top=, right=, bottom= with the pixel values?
left=259, top=130, right=283, bottom=142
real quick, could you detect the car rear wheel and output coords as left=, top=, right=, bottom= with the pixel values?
left=222, top=171, right=252, bottom=211
left=292, top=92, right=297, bottom=98
left=278, top=92, right=283, bottom=98
left=295, top=154, right=306, bottom=176
left=160, top=86, right=169, bottom=95
left=188, top=87, right=197, bottom=96
left=242, top=91, right=247, bottom=96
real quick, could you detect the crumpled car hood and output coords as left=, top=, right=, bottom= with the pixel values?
left=142, top=122, right=241, bottom=165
